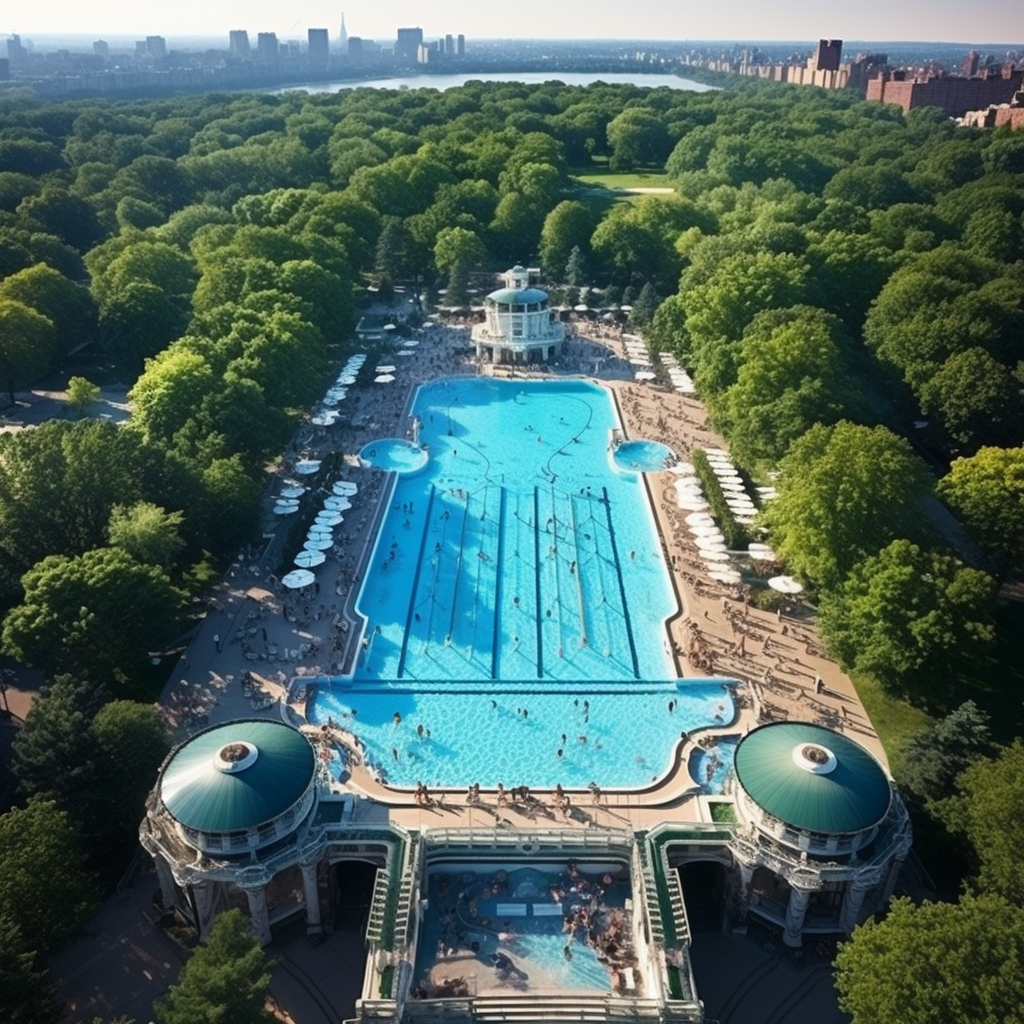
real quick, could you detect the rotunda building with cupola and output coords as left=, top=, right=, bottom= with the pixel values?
left=471, top=264, right=565, bottom=364
left=727, top=721, right=912, bottom=945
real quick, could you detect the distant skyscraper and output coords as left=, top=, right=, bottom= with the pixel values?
left=348, top=36, right=362, bottom=62
left=256, top=32, right=280, bottom=63
left=146, top=35, right=166, bottom=59
left=308, top=28, right=329, bottom=69
left=395, top=27, right=423, bottom=63
left=445, top=33, right=454, bottom=56
left=339, top=12, right=348, bottom=50
left=229, top=30, right=251, bottom=59
left=93, top=39, right=109, bottom=57
left=457, top=34, right=465, bottom=57
left=962, top=50, right=980, bottom=76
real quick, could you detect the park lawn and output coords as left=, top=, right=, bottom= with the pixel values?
left=852, top=669, right=932, bottom=775
left=572, top=169, right=671, bottom=190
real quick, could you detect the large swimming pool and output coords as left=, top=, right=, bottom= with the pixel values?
left=307, top=378, right=737, bottom=788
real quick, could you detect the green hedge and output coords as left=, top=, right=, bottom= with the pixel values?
left=692, top=448, right=750, bottom=550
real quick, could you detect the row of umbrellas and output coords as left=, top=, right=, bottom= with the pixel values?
left=623, top=333, right=652, bottom=368
left=281, top=479, right=361, bottom=587
left=704, top=449, right=757, bottom=526
left=659, top=350, right=696, bottom=396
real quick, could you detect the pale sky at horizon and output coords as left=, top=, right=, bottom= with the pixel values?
left=2, top=0, right=1022, bottom=46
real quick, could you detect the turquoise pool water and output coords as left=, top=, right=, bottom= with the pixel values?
left=689, top=735, right=739, bottom=793
left=354, top=378, right=676, bottom=683
left=308, top=679, right=734, bottom=789
left=414, top=862, right=633, bottom=995
left=613, top=439, right=676, bottom=473
left=360, top=438, right=429, bottom=473
left=306, top=377, right=738, bottom=789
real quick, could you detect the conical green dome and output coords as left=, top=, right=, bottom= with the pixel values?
left=734, top=722, right=891, bottom=835
left=160, top=720, right=316, bottom=833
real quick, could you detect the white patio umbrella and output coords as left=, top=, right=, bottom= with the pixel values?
left=303, top=538, right=334, bottom=552
left=685, top=512, right=715, bottom=526
left=678, top=500, right=709, bottom=511
left=747, top=549, right=776, bottom=561
left=333, top=481, right=358, bottom=496
left=275, top=497, right=299, bottom=507
left=307, top=525, right=333, bottom=539
left=281, top=568, right=315, bottom=588
left=311, top=412, right=338, bottom=426
left=294, top=459, right=321, bottom=475
left=323, top=496, right=352, bottom=511
left=273, top=504, right=299, bottom=515
left=375, top=364, right=396, bottom=373
left=768, top=575, right=803, bottom=594
left=668, top=462, right=696, bottom=475
left=294, top=549, right=327, bottom=568
left=709, top=569, right=742, bottom=584
left=690, top=526, right=725, bottom=540
left=634, top=370, right=656, bottom=381
left=696, top=538, right=728, bottom=552
left=375, top=374, right=396, bottom=384
left=402, top=338, right=419, bottom=347
left=316, top=511, right=343, bottom=526
left=702, top=550, right=730, bottom=562
left=279, top=485, right=306, bottom=498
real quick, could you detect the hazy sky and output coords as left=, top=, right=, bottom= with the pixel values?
left=2, top=0, right=1022, bottom=45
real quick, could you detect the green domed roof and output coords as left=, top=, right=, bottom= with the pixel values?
left=734, top=722, right=891, bottom=835
left=160, top=720, right=316, bottom=834
left=487, top=286, right=549, bottom=305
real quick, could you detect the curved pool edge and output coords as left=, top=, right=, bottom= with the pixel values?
left=293, top=675, right=750, bottom=803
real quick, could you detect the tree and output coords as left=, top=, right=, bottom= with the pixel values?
left=948, top=739, right=1024, bottom=905
left=761, top=422, right=933, bottom=589
left=719, top=306, right=861, bottom=469
left=0, top=800, right=98, bottom=959
left=433, top=225, right=487, bottom=275
left=154, top=909, right=276, bottom=1024
left=538, top=201, right=594, bottom=281
left=817, top=539, right=997, bottom=702
left=11, top=675, right=109, bottom=823
left=938, top=446, right=1024, bottom=577
left=2, top=547, right=185, bottom=691
left=107, top=501, right=185, bottom=567
left=0, top=299, right=56, bottom=404
left=0, top=263, right=96, bottom=360
left=0, top=913, right=60, bottom=1024
left=834, top=895, right=1024, bottom=1024
left=66, top=375, right=101, bottom=414
left=90, top=700, right=170, bottom=846
left=128, top=349, right=218, bottom=446
left=606, top=108, right=672, bottom=170
left=897, top=701, right=996, bottom=806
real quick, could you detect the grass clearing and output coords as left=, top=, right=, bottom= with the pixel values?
left=851, top=670, right=932, bottom=775
left=572, top=170, right=671, bottom=190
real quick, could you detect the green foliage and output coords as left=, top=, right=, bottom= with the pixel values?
left=818, top=539, right=997, bottom=705
left=718, top=305, right=863, bottom=469
left=834, top=895, right=1024, bottom=1024
left=107, top=501, right=185, bottom=566
left=691, top=448, right=748, bottom=550
left=761, top=422, right=933, bottom=590
left=0, top=911, right=60, bottom=1024
left=948, top=739, right=1024, bottom=905
left=0, top=298, right=56, bottom=403
left=0, top=263, right=96, bottom=360
left=2, top=547, right=185, bottom=691
left=939, top=447, right=1024, bottom=578
left=0, top=799, right=99, bottom=960
left=65, top=375, right=101, bottom=413
left=154, top=909, right=276, bottom=1024
left=538, top=200, right=595, bottom=280
left=897, top=700, right=995, bottom=806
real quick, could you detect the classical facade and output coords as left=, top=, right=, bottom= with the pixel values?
left=471, top=265, right=565, bottom=364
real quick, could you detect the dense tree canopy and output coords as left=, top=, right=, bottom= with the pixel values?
left=760, top=423, right=933, bottom=589
left=154, top=909, right=276, bottom=1024
left=834, top=895, right=1024, bottom=1024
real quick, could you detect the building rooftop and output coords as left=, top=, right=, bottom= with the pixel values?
left=486, top=286, right=549, bottom=305
left=733, top=721, right=891, bottom=835
left=159, top=719, right=316, bottom=834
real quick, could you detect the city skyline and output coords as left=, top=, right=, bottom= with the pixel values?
left=2, top=0, right=1022, bottom=46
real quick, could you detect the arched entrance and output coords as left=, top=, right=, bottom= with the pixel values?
left=680, top=861, right=728, bottom=933
left=333, top=860, right=380, bottom=933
